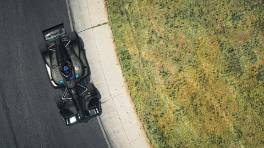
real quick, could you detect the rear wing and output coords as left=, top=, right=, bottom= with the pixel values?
left=42, top=24, right=66, bottom=45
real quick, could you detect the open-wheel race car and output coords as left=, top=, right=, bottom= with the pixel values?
left=41, top=24, right=102, bottom=126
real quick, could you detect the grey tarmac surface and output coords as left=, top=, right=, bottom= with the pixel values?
left=0, top=0, right=108, bottom=148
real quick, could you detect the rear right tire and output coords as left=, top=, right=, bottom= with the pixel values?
left=68, top=31, right=78, bottom=41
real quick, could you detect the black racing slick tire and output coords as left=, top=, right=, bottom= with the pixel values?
left=39, top=40, right=48, bottom=53
left=42, top=51, right=51, bottom=67
left=68, top=31, right=78, bottom=41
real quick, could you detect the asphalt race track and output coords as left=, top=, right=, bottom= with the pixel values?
left=0, top=0, right=108, bottom=147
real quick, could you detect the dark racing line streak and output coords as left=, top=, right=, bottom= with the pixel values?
left=0, top=82, right=19, bottom=148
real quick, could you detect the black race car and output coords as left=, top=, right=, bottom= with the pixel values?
left=41, top=24, right=102, bottom=125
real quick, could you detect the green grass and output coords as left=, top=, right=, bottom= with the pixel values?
left=106, top=0, right=264, bottom=147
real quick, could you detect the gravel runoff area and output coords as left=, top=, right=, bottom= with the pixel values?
left=67, top=0, right=150, bottom=147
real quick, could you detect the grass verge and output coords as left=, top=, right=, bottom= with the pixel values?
left=106, top=0, right=264, bottom=147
